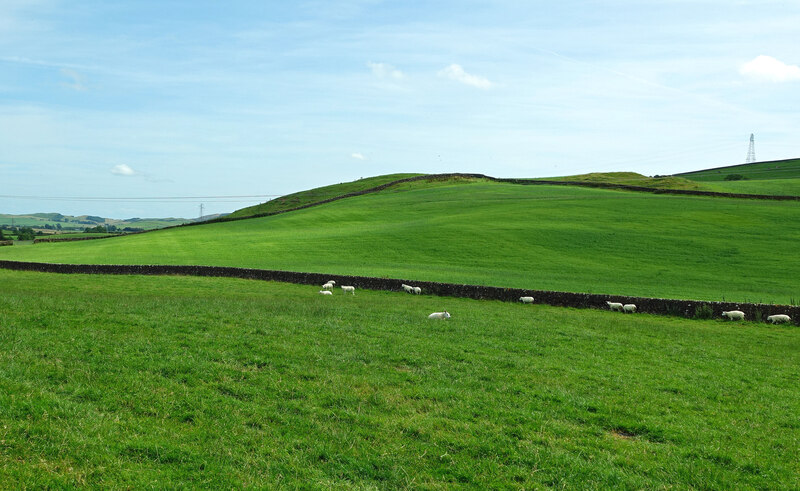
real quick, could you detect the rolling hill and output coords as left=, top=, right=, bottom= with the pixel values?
left=674, top=158, right=800, bottom=196
left=2, top=177, right=798, bottom=304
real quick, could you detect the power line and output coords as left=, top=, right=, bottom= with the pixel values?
left=0, top=194, right=281, bottom=201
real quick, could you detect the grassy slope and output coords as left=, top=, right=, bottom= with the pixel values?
left=674, top=159, right=800, bottom=197
left=541, top=171, right=800, bottom=196
left=1, top=181, right=799, bottom=304
left=538, top=172, right=706, bottom=190
left=1, top=270, right=798, bottom=488
left=676, top=158, right=800, bottom=182
left=226, top=173, right=423, bottom=218
left=701, top=178, right=800, bottom=196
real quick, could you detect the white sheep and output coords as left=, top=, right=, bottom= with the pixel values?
left=326, top=280, right=336, bottom=285
left=519, top=296, right=534, bottom=304
left=341, top=285, right=355, bottom=295
left=413, top=287, right=422, bottom=295
left=401, top=284, right=414, bottom=293
left=722, top=310, right=745, bottom=321
left=606, top=301, right=623, bottom=311
left=623, top=304, right=637, bottom=313
left=322, top=283, right=334, bottom=290
left=767, top=314, right=791, bottom=324
left=428, top=311, right=450, bottom=320
left=318, top=290, right=332, bottom=295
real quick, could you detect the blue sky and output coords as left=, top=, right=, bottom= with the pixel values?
left=1, top=0, right=799, bottom=218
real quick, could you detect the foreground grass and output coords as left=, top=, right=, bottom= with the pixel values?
left=2, top=181, right=799, bottom=304
left=0, top=270, right=798, bottom=488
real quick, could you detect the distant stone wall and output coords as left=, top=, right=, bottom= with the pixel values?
left=1, top=260, right=796, bottom=325
left=0, top=240, right=12, bottom=247
left=34, top=236, right=115, bottom=244
left=86, top=172, right=799, bottom=238
left=182, top=172, right=800, bottom=230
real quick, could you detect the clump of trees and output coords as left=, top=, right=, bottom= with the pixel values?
left=14, top=226, right=37, bottom=240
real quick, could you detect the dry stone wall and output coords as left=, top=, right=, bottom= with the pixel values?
left=1, top=260, right=797, bottom=325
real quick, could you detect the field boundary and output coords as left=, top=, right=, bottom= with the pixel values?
left=190, top=173, right=800, bottom=227
left=2, top=260, right=796, bottom=324
left=15, top=173, right=799, bottom=244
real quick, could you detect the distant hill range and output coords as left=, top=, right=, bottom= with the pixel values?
left=0, top=212, right=228, bottom=233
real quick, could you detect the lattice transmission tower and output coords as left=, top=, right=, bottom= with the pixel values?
left=745, top=133, right=756, bottom=163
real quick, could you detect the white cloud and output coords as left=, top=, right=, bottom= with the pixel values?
left=438, top=64, right=493, bottom=89
left=739, top=55, right=800, bottom=82
left=351, top=152, right=366, bottom=160
left=111, top=164, right=136, bottom=176
left=367, top=61, right=403, bottom=79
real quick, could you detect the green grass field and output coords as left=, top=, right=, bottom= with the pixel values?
left=1, top=269, right=798, bottom=488
left=227, top=173, right=423, bottom=218
left=676, top=158, right=800, bottom=182
left=537, top=172, right=707, bottom=191
left=701, top=178, right=800, bottom=196
left=1, top=180, right=798, bottom=304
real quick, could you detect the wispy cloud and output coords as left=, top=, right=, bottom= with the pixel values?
left=739, top=55, right=800, bottom=82
left=351, top=152, right=366, bottom=160
left=367, top=61, right=403, bottom=79
left=438, top=64, right=493, bottom=89
left=60, top=68, right=87, bottom=91
left=111, top=164, right=136, bottom=176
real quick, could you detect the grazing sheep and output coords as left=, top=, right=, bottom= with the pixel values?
left=326, top=280, right=336, bottom=285
left=413, top=287, right=422, bottom=295
left=606, top=301, right=623, bottom=311
left=401, top=284, right=414, bottom=293
left=722, top=310, right=745, bottom=321
left=341, top=285, right=356, bottom=295
left=318, top=290, right=333, bottom=295
left=428, top=311, right=450, bottom=320
left=322, top=283, right=334, bottom=290
left=767, top=314, right=791, bottom=324
left=623, top=304, right=637, bottom=313
left=519, top=296, right=534, bottom=304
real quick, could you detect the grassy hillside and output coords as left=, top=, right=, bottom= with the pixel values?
left=1, top=180, right=798, bottom=304
left=2, top=270, right=798, bottom=488
left=701, top=178, right=800, bottom=196
left=226, top=173, right=423, bottom=218
left=538, top=172, right=706, bottom=191
left=676, top=158, right=800, bottom=182
left=540, top=171, right=800, bottom=196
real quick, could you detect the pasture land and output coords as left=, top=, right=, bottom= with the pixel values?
left=1, top=181, right=798, bottom=304
left=676, top=158, right=800, bottom=182
left=536, top=172, right=706, bottom=191
left=0, top=213, right=192, bottom=232
left=227, top=172, right=423, bottom=219
left=1, top=270, right=798, bottom=488
left=701, top=178, right=800, bottom=196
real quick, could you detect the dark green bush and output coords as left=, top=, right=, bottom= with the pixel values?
left=694, top=304, right=714, bottom=319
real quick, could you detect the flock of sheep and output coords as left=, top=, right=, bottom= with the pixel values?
left=319, top=280, right=449, bottom=319
left=318, top=280, right=793, bottom=324
left=720, top=310, right=792, bottom=324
